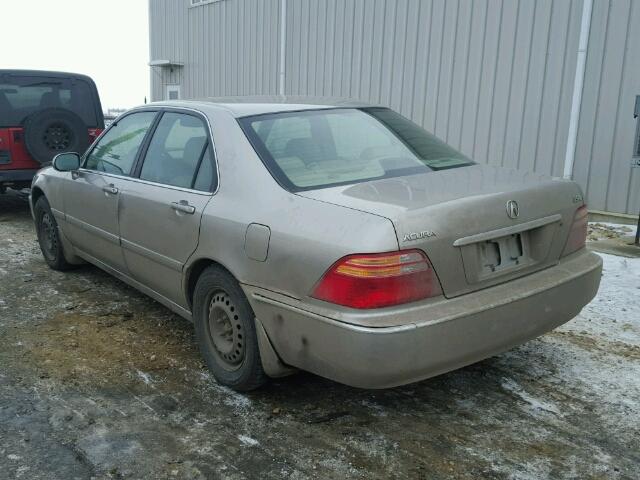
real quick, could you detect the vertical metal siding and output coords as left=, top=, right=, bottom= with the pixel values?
left=573, top=0, right=639, bottom=215
left=149, top=0, right=639, bottom=215
left=149, top=0, right=281, bottom=100
left=285, top=0, right=582, bottom=173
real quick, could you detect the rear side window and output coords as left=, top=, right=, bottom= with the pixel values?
left=140, top=112, right=211, bottom=190
left=0, top=75, right=101, bottom=127
left=85, top=112, right=157, bottom=175
left=193, top=144, right=216, bottom=192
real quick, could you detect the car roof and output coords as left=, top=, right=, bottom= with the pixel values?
left=146, top=96, right=380, bottom=118
left=0, top=69, right=98, bottom=85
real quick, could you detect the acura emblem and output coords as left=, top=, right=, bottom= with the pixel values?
left=506, top=200, right=519, bottom=219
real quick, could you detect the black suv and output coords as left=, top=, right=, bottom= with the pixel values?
left=0, top=70, right=105, bottom=192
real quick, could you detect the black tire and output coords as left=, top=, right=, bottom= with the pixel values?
left=23, top=108, right=89, bottom=164
left=34, top=196, right=74, bottom=271
left=193, top=266, right=268, bottom=391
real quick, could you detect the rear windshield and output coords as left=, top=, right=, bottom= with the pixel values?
left=239, top=107, right=474, bottom=191
left=0, top=75, right=101, bottom=127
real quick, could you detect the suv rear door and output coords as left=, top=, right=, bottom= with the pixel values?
left=118, top=110, right=216, bottom=305
left=61, top=111, right=158, bottom=273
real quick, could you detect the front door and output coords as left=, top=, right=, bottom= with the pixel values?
left=118, top=111, right=216, bottom=305
left=62, top=111, right=157, bottom=272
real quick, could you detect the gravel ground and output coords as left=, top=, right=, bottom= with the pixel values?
left=1, top=190, right=639, bottom=480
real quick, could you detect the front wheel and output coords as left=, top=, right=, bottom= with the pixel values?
left=193, top=266, right=268, bottom=391
left=34, top=196, right=73, bottom=271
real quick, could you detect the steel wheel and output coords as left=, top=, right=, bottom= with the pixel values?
left=33, top=196, right=74, bottom=271
left=38, top=211, right=58, bottom=262
left=207, top=291, right=245, bottom=370
left=193, top=266, right=267, bottom=390
left=42, top=123, right=73, bottom=151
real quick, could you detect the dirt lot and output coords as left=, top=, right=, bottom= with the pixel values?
left=1, top=190, right=639, bottom=480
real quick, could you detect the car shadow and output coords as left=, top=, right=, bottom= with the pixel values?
left=252, top=354, right=508, bottom=413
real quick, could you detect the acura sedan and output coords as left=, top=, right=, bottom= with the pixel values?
left=30, top=98, right=602, bottom=391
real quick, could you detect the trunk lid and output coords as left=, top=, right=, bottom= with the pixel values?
left=298, top=165, right=583, bottom=298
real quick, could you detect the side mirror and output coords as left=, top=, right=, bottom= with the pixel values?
left=52, top=152, right=81, bottom=172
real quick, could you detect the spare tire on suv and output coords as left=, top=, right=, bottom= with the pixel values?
left=23, top=108, right=90, bottom=165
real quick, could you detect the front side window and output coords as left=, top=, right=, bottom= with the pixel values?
left=84, top=111, right=156, bottom=175
left=139, top=112, right=210, bottom=190
left=240, top=108, right=473, bottom=191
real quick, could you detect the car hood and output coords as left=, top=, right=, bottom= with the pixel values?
left=297, top=164, right=584, bottom=297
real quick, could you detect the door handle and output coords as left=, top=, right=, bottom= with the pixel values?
left=102, top=184, right=118, bottom=194
left=171, top=200, right=196, bottom=214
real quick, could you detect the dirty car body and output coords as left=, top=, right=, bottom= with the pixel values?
left=30, top=98, right=602, bottom=390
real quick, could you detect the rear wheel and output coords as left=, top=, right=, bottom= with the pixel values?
left=193, top=266, right=267, bottom=391
left=34, top=196, right=73, bottom=271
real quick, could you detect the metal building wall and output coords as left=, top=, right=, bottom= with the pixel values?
left=149, top=0, right=186, bottom=100
left=149, top=0, right=639, bottom=216
left=149, top=0, right=282, bottom=101
left=285, top=0, right=584, bottom=179
left=572, top=0, right=639, bottom=216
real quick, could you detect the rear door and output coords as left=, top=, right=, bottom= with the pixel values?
left=118, top=110, right=216, bottom=304
left=62, top=111, right=158, bottom=272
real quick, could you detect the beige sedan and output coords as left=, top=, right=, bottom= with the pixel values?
left=30, top=98, right=602, bottom=391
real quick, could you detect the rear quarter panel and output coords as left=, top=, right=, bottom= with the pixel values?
left=188, top=107, right=399, bottom=302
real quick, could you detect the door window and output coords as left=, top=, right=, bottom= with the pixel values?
left=139, top=112, right=210, bottom=189
left=193, top=144, right=216, bottom=192
left=85, top=111, right=156, bottom=175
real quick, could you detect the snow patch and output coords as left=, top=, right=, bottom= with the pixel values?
left=501, top=378, right=561, bottom=415
left=136, top=370, right=154, bottom=385
left=223, top=392, right=251, bottom=410
left=198, top=370, right=252, bottom=410
left=590, top=222, right=637, bottom=237
left=238, top=434, right=259, bottom=447
left=360, top=399, right=388, bottom=417
left=15, top=466, right=30, bottom=478
left=565, top=252, right=640, bottom=343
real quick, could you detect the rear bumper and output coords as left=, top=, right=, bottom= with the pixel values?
left=245, top=249, right=602, bottom=388
left=0, top=168, right=37, bottom=185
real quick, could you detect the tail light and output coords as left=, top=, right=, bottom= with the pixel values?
left=311, top=249, right=442, bottom=309
left=562, top=205, right=588, bottom=256
left=88, top=128, right=103, bottom=144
